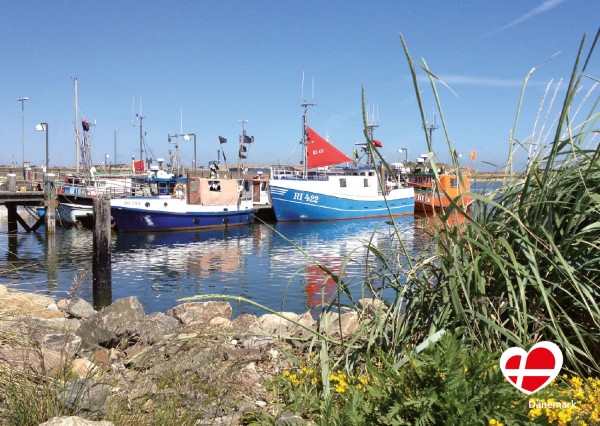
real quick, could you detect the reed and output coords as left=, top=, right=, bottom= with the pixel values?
left=360, top=30, right=600, bottom=375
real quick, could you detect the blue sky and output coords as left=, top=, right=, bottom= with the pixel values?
left=1, top=0, right=598, bottom=171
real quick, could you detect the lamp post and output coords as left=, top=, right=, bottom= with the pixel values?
left=18, top=97, right=29, bottom=169
left=183, top=133, right=197, bottom=173
left=35, top=123, right=49, bottom=171
left=105, top=153, right=109, bottom=167
left=398, top=148, right=408, bottom=166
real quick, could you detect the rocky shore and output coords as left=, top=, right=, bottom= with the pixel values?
left=0, top=285, right=376, bottom=425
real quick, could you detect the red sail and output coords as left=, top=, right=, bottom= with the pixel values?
left=306, top=126, right=352, bottom=168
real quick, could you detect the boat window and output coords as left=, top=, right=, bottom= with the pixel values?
left=363, top=178, right=369, bottom=187
left=339, top=178, right=347, bottom=188
left=450, top=178, right=458, bottom=188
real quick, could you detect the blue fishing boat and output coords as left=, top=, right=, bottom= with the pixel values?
left=110, top=177, right=254, bottom=232
left=268, top=104, right=414, bottom=221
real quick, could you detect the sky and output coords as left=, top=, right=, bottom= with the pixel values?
left=1, top=0, right=598, bottom=172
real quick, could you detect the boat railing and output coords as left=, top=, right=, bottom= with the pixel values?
left=54, top=177, right=151, bottom=198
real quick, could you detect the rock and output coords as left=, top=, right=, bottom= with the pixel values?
left=358, top=297, right=387, bottom=315
left=166, top=301, right=232, bottom=327
left=231, top=313, right=258, bottom=332
left=70, top=358, right=99, bottom=379
left=34, top=317, right=81, bottom=333
left=42, top=333, right=82, bottom=358
left=76, top=296, right=145, bottom=348
left=40, top=416, right=114, bottom=425
left=134, top=312, right=180, bottom=344
left=318, top=311, right=360, bottom=337
left=61, top=380, right=111, bottom=415
left=249, top=312, right=299, bottom=337
left=0, top=290, right=65, bottom=319
left=275, top=410, right=305, bottom=425
left=0, top=347, right=66, bottom=374
left=65, top=298, right=96, bottom=319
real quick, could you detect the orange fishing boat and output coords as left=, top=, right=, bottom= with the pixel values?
left=407, top=154, right=473, bottom=212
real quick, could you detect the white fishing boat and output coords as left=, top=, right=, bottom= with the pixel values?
left=268, top=103, right=414, bottom=221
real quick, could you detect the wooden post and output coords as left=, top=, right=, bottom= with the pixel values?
left=6, top=204, right=18, bottom=234
left=92, top=197, right=112, bottom=308
left=44, top=173, right=56, bottom=233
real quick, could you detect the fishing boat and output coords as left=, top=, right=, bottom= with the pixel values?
left=407, top=154, right=473, bottom=212
left=110, top=176, right=254, bottom=232
left=268, top=103, right=414, bottom=221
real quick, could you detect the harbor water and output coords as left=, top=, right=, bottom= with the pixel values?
left=0, top=181, right=499, bottom=317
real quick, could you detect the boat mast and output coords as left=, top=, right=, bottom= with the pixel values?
left=366, top=104, right=379, bottom=166
left=74, top=76, right=80, bottom=172
left=301, top=100, right=315, bottom=178
left=133, top=98, right=145, bottom=168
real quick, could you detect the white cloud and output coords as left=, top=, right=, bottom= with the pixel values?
left=486, top=0, right=569, bottom=36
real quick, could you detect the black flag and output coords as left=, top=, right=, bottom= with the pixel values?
left=219, top=136, right=227, bottom=144
left=243, top=134, right=253, bottom=144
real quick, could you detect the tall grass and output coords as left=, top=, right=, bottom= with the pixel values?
left=358, top=30, right=600, bottom=375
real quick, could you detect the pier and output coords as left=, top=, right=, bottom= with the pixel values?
left=0, top=173, right=57, bottom=233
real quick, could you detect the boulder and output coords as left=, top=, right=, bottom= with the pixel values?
left=76, top=296, right=145, bottom=348
left=64, top=298, right=96, bottom=319
left=166, top=301, right=232, bottom=327
left=134, top=312, right=180, bottom=344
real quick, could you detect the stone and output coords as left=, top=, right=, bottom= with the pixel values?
left=61, top=380, right=111, bottom=415
left=76, top=296, right=145, bottom=348
left=275, top=410, right=305, bottom=425
left=0, top=347, right=66, bottom=374
left=166, top=301, right=232, bottom=326
left=65, top=298, right=96, bottom=319
left=40, top=416, right=114, bottom=426
left=134, top=312, right=180, bottom=344
left=70, top=358, right=99, bottom=379
left=358, top=297, right=387, bottom=315
left=249, top=312, right=300, bottom=337
left=318, top=311, right=360, bottom=337
left=42, top=333, right=82, bottom=358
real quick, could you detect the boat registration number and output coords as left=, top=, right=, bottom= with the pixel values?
left=416, top=195, right=432, bottom=203
left=292, top=192, right=319, bottom=204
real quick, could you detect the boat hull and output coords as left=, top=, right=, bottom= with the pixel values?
left=269, top=179, right=414, bottom=221
left=414, top=191, right=473, bottom=212
left=111, top=197, right=254, bottom=232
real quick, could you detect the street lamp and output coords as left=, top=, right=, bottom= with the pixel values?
left=18, top=97, right=29, bottom=169
left=105, top=153, right=109, bottom=167
left=35, top=122, right=49, bottom=171
left=183, top=133, right=197, bottom=173
left=398, top=148, right=408, bottom=166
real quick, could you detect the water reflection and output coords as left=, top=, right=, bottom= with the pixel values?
left=0, top=212, right=434, bottom=316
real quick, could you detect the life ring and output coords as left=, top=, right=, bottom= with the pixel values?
left=172, top=183, right=186, bottom=198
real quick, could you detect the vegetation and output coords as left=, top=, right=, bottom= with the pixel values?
left=1, top=29, right=598, bottom=426
left=248, top=29, right=600, bottom=424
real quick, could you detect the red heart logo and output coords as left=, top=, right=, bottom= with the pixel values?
left=499, top=341, right=563, bottom=394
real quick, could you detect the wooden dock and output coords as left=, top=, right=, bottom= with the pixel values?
left=0, top=173, right=57, bottom=233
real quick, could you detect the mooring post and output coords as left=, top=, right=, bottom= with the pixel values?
left=92, top=196, right=112, bottom=308
left=6, top=204, right=18, bottom=234
left=44, top=173, right=56, bottom=233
